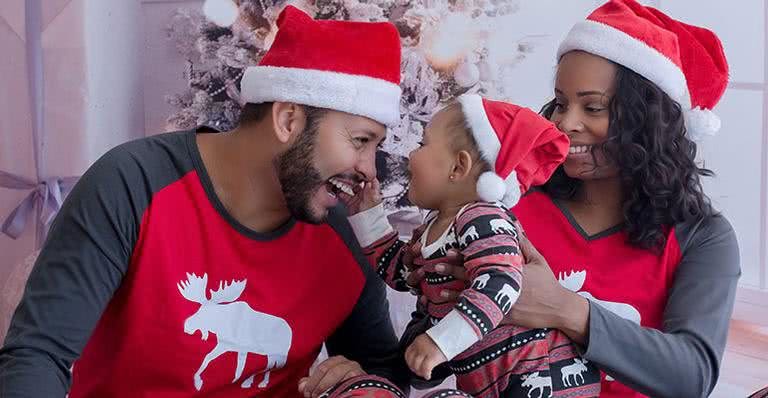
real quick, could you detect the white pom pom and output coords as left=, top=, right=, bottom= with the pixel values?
left=477, top=172, right=505, bottom=202
left=685, top=107, right=721, bottom=141
left=203, top=0, right=239, bottom=27
left=501, top=171, right=522, bottom=207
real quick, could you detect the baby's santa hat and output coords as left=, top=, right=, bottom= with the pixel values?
left=558, top=0, right=729, bottom=140
left=203, top=1, right=402, bottom=126
left=457, top=94, right=570, bottom=207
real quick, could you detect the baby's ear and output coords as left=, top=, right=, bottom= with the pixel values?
left=452, top=150, right=475, bottom=180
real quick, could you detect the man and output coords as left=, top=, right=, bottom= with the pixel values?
left=0, top=6, right=407, bottom=397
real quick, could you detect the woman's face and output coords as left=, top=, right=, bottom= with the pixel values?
left=551, top=51, right=620, bottom=180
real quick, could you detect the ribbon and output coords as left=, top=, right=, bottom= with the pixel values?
left=1, top=171, right=78, bottom=241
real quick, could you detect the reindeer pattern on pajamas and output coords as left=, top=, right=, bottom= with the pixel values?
left=351, top=202, right=601, bottom=398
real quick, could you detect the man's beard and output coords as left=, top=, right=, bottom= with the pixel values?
left=274, top=123, right=327, bottom=224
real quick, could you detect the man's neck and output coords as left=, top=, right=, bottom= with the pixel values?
left=196, top=127, right=292, bottom=233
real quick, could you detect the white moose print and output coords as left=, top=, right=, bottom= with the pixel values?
left=558, top=269, right=641, bottom=382
left=459, top=225, right=479, bottom=246
left=558, top=270, right=641, bottom=325
left=494, top=283, right=518, bottom=313
left=521, top=371, right=552, bottom=398
left=178, top=273, right=292, bottom=391
left=473, top=273, right=491, bottom=290
left=561, top=358, right=589, bottom=387
left=490, top=218, right=516, bottom=235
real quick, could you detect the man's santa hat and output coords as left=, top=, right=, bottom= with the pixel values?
left=558, top=0, right=729, bottom=140
left=457, top=94, right=570, bottom=207
left=203, top=1, right=402, bottom=126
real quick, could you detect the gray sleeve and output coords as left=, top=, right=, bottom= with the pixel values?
left=325, top=206, right=411, bottom=394
left=0, top=146, right=147, bottom=397
left=582, top=214, right=740, bottom=398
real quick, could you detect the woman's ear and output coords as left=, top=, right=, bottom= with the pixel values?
left=271, top=102, right=306, bottom=144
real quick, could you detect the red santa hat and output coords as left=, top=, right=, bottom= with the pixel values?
left=204, top=2, right=402, bottom=126
left=558, top=0, right=729, bottom=140
left=457, top=94, right=570, bottom=207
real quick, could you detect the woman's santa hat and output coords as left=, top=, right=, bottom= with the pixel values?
left=558, top=0, right=729, bottom=140
left=457, top=94, right=570, bottom=207
left=203, top=1, right=402, bottom=126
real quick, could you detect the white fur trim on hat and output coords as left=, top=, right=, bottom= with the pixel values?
left=558, top=20, right=725, bottom=140
left=558, top=20, right=691, bottom=109
left=685, top=107, right=721, bottom=140
left=477, top=172, right=505, bottom=202
left=458, top=94, right=500, bottom=166
left=203, top=0, right=239, bottom=27
left=241, top=66, right=403, bottom=126
left=501, top=171, right=521, bottom=207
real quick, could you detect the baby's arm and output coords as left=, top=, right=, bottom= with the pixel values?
left=426, top=203, right=524, bottom=361
left=346, top=180, right=419, bottom=292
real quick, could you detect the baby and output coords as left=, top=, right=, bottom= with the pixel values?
left=346, top=95, right=600, bottom=398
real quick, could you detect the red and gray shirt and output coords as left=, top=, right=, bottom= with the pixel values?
left=512, top=190, right=740, bottom=398
left=0, top=129, right=407, bottom=397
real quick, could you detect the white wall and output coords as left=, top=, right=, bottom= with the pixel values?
left=141, top=0, right=203, bottom=135
left=84, top=0, right=145, bottom=166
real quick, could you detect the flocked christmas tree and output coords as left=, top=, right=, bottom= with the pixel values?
left=165, top=0, right=541, bottom=213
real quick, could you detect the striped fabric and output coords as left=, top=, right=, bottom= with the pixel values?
left=364, top=202, right=523, bottom=337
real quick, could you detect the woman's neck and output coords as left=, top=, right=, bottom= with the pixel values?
left=576, top=177, right=623, bottom=208
left=567, top=177, right=625, bottom=234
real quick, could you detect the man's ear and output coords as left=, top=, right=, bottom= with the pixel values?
left=271, top=102, right=307, bottom=144
left=451, top=150, right=475, bottom=181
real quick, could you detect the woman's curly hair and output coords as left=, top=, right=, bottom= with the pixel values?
left=540, top=62, right=715, bottom=252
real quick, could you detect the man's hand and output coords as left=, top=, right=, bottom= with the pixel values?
left=298, top=356, right=366, bottom=398
left=340, top=178, right=382, bottom=215
left=405, top=334, right=447, bottom=380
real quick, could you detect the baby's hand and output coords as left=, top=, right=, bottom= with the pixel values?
left=405, top=334, right=447, bottom=380
left=341, top=178, right=382, bottom=215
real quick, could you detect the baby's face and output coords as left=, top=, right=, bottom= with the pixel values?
left=407, top=107, right=460, bottom=209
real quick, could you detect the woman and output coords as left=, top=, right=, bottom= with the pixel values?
left=404, top=1, right=740, bottom=397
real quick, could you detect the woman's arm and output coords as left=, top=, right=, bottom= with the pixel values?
left=579, top=215, right=739, bottom=397
left=518, top=215, right=739, bottom=398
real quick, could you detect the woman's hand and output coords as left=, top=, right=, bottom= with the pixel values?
left=405, top=247, right=466, bottom=302
left=505, top=235, right=591, bottom=344
left=408, top=233, right=591, bottom=344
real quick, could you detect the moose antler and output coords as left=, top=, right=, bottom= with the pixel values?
left=178, top=273, right=209, bottom=303
left=209, top=279, right=247, bottom=304
left=557, top=270, right=586, bottom=292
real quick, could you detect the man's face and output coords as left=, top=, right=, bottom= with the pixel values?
left=275, top=109, right=386, bottom=224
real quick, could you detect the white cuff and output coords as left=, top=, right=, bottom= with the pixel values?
left=426, top=310, right=480, bottom=361
left=347, top=203, right=394, bottom=247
